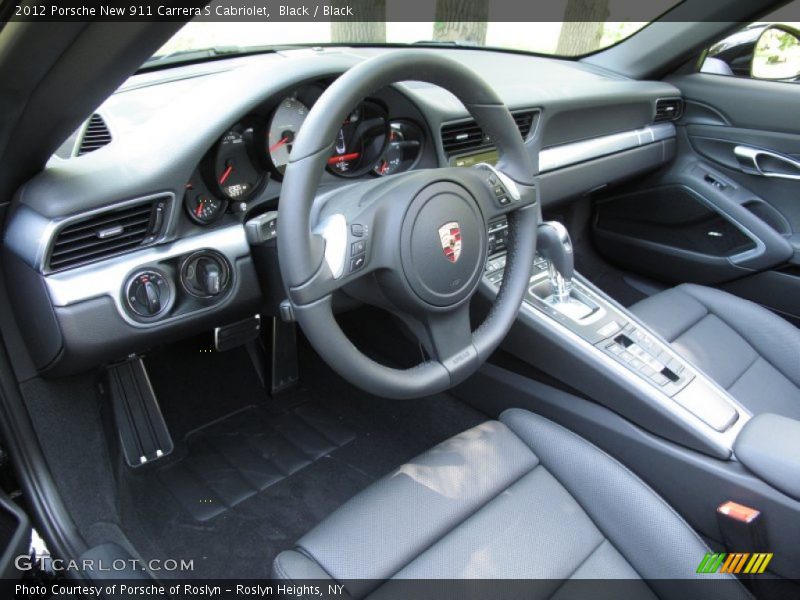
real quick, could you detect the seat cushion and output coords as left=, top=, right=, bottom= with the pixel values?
left=630, top=284, right=800, bottom=419
left=273, top=409, right=748, bottom=600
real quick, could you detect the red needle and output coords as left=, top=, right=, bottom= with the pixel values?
left=219, top=164, right=233, bottom=185
left=327, top=152, right=360, bottom=165
left=269, top=137, right=289, bottom=152
left=379, top=161, right=389, bottom=174
left=195, top=202, right=204, bottom=217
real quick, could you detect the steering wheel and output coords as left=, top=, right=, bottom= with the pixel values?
left=277, top=51, right=539, bottom=399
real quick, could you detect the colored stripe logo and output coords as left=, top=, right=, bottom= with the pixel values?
left=697, top=552, right=773, bottom=574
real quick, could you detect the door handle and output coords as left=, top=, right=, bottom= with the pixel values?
left=734, top=145, right=800, bottom=181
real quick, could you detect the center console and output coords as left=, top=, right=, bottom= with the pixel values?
left=482, top=217, right=750, bottom=457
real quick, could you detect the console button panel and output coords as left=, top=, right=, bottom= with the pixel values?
left=482, top=216, right=740, bottom=433
left=601, top=324, right=689, bottom=394
left=484, top=217, right=693, bottom=397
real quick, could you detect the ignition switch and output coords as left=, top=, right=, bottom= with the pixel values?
left=180, top=250, right=231, bottom=298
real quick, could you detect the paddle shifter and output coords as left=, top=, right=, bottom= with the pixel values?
left=537, top=221, right=574, bottom=303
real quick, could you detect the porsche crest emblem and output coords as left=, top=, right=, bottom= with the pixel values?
left=438, top=222, right=462, bottom=263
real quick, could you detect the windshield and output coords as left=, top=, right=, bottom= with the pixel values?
left=149, top=0, right=680, bottom=66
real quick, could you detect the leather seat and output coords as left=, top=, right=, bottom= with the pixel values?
left=273, top=409, right=748, bottom=599
left=630, top=284, right=800, bottom=420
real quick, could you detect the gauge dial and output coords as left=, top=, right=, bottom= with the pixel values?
left=189, top=195, right=224, bottom=222
left=267, top=97, right=309, bottom=176
left=184, top=173, right=226, bottom=225
left=213, top=124, right=264, bottom=201
left=327, top=101, right=389, bottom=178
left=373, top=121, right=424, bottom=177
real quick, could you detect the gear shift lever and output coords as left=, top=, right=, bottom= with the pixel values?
left=537, top=221, right=574, bottom=303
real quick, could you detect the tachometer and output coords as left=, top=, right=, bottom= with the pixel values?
left=213, top=123, right=264, bottom=201
left=267, top=97, right=309, bottom=176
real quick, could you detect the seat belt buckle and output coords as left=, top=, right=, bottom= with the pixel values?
left=718, top=500, right=760, bottom=525
left=713, top=501, right=772, bottom=576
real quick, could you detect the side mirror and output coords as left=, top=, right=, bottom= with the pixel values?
left=751, top=25, right=800, bottom=81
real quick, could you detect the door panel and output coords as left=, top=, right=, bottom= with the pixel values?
left=593, top=72, right=800, bottom=321
left=683, top=123, right=800, bottom=232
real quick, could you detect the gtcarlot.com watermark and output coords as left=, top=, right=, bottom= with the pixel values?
left=15, top=554, right=194, bottom=573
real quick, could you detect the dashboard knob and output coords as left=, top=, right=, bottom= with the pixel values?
left=125, top=270, right=171, bottom=318
left=198, top=259, right=221, bottom=296
left=143, top=280, right=161, bottom=314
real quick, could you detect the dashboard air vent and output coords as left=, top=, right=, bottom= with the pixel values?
left=654, top=98, right=683, bottom=122
left=441, top=110, right=537, bottom=156
left=77, top=114, right=112, bottom=155
left=48, top=197, right=168, bottom=271
left=512, top=112, right=536, bottom=139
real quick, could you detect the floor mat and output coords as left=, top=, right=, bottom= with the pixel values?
left=158, top=403, right=355, bottom=521
left=119, top=344, right=487, bottom=579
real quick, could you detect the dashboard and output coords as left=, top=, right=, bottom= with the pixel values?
left=1, top=46, right=681, bottom=377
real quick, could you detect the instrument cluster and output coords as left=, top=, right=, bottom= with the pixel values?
left=183, top=83, right=425, bottom=225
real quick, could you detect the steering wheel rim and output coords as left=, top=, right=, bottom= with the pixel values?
left=277, top=51, right=539, bottom=399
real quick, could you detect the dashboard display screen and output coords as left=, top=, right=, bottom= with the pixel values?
left=449, top=148, right=499, bottom=168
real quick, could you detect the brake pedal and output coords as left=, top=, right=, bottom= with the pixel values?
left=104, top=357, right=173, bottom=468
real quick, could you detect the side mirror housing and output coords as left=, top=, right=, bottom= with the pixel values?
left=751, top=25, right=800, bottom=81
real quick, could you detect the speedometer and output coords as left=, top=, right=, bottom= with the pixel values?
left=267, top=97, right=309, bottom=176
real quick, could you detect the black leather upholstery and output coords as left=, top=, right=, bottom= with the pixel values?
left=273, top=409, right=748, bottom=599
left=630, top=284, right=800, bottom=419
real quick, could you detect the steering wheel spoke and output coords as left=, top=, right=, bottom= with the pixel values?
left=400, top=304, right=479, bottom=383
left=289, top=188, right=388, bottom=306
left=414, top=305, right=473, bottom=360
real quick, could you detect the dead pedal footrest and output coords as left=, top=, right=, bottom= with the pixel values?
left=106, top=357, right=173, bottom=468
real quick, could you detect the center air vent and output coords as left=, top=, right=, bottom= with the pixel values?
left=441, top=110, right=537, bottom=156
left=77, top=113, right=112, bottom=155
left=654, top=98, right=684, bottom=122
left=48, top=197, right=168, bottom=271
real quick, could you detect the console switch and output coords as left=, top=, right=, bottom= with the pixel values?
left=351, top=240, right=366, bottom=256
left=350, top=255, right=366, bottom=272
left=610, top=332, right=682, bottom=387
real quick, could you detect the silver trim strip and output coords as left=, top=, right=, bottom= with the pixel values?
left=472, top=163, right=521, bottom=200
left=45, top=224, right=250, bottom=326
left=538, top=122, right=676, bottom=173
left=313, top=213, right=348, bottom=279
